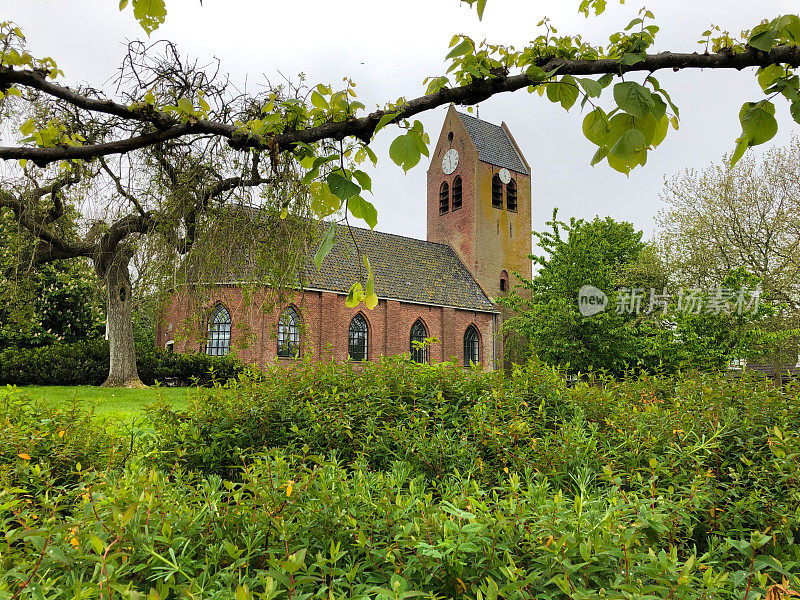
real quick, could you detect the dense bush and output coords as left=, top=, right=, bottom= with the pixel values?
left=146, top=358, right=800, bottom=543
left=1, top=360, right=799, bottom=599
left=0, top=338, right=245, bottom=386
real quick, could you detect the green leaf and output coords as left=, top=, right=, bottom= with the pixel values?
left=352, top=169, right=372, bottom=193
left=609, top=128, right=646, bottom=160
left=476, top=0, right=487, bottom=20
left=613, top=81, right=654, bottom=118
left=582, top=108, right=609, bottom=145
left=446, top=39, right=473, bottom=60
left=389, top=133, right=422, bottom=173
left=314, top=223, right=337, bottom=270
left=374, top=112, right=399, bottom=136
left=348, top=196, right=378, bottom=229
left=791, top=100, right=800, bottom=124
left=739, top=101, right=778, bottom=145
left=577, top=77, right=603, bottom=98
left=90, top=535, right=104, bottom=555
left=730, top=134, right=750, bottom=167
left=749, top=27, right=777, bottom=52
left=309, top=182, right=342, bottom=217
left=119, top=0, right=129, bottom=9
left=311, top=91, right=328, bottom=110
left=590, top=146, right=608, bottom=166
left=346, top=282, right=364, bottom=308
left=327, top=172, right=361, bottom=201
left=176, top=97, right=194, bottom=115
left=619, top=52, right=646, bottom=66
left=131, top=0, right=167, bottom=35
left=546, top=76, right=579, bottom=111
left=364, top=272, right=378, bottom=310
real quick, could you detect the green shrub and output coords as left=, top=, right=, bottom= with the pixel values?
left=0, top=339, right=245, bottom=386
left=0, top=390, right=126, bottom=491
left=1, top=450, right=799, bottom=600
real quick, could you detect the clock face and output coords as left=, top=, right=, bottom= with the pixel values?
left=498, top=168, right=511, bottom=184
left=442, top=149, right=459, bottom=175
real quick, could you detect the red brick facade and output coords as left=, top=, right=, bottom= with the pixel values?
left=157, top=108, right=531, bottom=371
left=157, top=287, right=497, bottom=368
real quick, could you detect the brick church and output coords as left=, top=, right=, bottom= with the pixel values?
left=157, top=106, right=532, bottom=369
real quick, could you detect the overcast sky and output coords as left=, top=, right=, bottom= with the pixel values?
left=5, top=0, right=799, bottom=243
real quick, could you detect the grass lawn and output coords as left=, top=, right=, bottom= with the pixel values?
left=6, top=385, right=199, bottom=423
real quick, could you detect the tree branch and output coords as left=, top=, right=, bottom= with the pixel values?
left=2, top=44, right=799, bottom=164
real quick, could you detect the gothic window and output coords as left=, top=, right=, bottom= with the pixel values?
left=348, top=313, right=369, bottom=362
left=439, top=181, right=450, bottom=214
left=277, top=306, right=300, bottom=358
left=410, top=319, right=428, bottom=363
left=464, top=325, right=480, bottom=366
left=206, top=304, right=231, bottom=356
left=506, top=178, right=517, bottom=212
left=452, top=176, right=463, bottom=210
left=500, top=270, right=509, bottom=293
left=492, top=174, right=503, bottom=208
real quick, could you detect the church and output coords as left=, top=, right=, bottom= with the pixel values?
left=156, top=106, right=532, bottom=370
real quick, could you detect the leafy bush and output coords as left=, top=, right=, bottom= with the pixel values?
left=146, top=358, right=800, bottom=544
left=0, top=339, right=245, bottom=386
left=1, top=360, right=799, bottom=599
left=0, top=391, right=125, bottom=491
left=2, top=450, right=799, bottom=600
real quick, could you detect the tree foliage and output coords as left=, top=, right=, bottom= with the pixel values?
left=501, top=213, right=775, bottom=375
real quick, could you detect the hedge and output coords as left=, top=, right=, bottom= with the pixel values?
left=0, top=338, right=244, bottom=386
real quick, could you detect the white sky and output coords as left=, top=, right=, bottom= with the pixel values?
left=5, top=0, right=799, bottom=242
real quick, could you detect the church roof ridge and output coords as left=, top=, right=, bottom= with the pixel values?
left=455, top=110, right=530, bottom=175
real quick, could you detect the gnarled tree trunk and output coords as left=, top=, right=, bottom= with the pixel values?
left=98, top=244, right=144, bottom=388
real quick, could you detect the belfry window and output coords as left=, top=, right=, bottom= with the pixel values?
left=500, top=270, right=509, bottom=293
left=452, top=176, right=463, bottom=210
left=506, top=178, right=517, bottom=212
left=491, top=174, right=503, bottom=208
left=206, top=304, right=231, bottom=356
left=410, top=319, right=428, bottom=363
left=439, top=182, right=450, bottom=214
left=348, top=314, right=368, bottom=362
left=277, top=306, right=300, bottom=358
left=464, top=326, right=480, bottom=366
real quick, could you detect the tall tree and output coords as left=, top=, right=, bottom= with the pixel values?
left=0, top=42, right=315, bottom=386
left=658, top=139, right=800, bottom=376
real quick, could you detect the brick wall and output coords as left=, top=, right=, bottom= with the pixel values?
left=157, top=287, right=498, bottom=369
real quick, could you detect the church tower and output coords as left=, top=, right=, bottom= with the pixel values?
left=427, top=105, right=532, bottom=300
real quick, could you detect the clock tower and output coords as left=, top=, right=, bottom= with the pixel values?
left=426, top=105, right=532, bottom=301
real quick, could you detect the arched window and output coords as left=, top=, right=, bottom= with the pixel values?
left=491, top=174, right=503, bottom=208
left=277, top=306, right=300, bottom=358
left=500, top=270, right=509, bottom=293
left=464, top=325, right=480, bottom=366
left=506, top=178, right=517, bottom=212
left=410, top=319, right=428, bottom=363
left=452, top=176, right=463, bottom=210
left=439, top=181, right=450, bottom=214
left=348, top=314, right=369, bottom=361
left=206, top=304, right=231, bottom=356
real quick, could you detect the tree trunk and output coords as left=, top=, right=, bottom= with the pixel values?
left=99, top=245, right=145, bottom=388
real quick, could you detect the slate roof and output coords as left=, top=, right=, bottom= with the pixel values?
left=301, top=223, right=496, bottom=312
left=458, top=111, right=529, bottom=175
